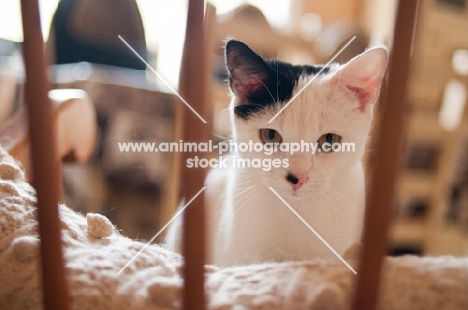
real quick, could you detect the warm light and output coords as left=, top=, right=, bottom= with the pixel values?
left=453, top=49, right=468, bottom=76
left=299, top=13, right=322, bottom=41
left=136, top=0, right=187, bottom=88
left=209, top=0, right=291, bottom=28
left=0, top=0, right=59, bottom=42
left=439, top=79, right=467, bottom=131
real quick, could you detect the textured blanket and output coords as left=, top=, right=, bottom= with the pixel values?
left=0, top=147, right=468, bottom=309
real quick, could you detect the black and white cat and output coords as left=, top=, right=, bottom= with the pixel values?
left=167, top=40, right=388, bottom=267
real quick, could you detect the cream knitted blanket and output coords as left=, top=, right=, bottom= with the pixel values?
left=0, top=147, right=467, bottom=309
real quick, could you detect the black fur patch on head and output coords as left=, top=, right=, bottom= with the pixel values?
left=225, top=40, right=329, bottom=120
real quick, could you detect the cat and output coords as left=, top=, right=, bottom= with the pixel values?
left=166, top=39, right=388, bottom=267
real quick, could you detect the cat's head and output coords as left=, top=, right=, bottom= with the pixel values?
left=225, top=39, right=388, bottom=198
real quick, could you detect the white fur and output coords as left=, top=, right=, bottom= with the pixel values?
left=166, top=47, right=388, bottom=267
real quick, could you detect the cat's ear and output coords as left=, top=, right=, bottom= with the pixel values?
left=332, top=47, right=388, bottom=111
left=225, top=40, right=274, bottom=102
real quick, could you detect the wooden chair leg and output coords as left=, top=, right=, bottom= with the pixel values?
left=179, top=0, right=209, bottom=309
left=20, top=0, right=70, bottom=308
left=351, top=1, right=420, bottom=309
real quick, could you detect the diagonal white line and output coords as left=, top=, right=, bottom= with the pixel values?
left=268, top=187, right=357, bottom=274
left=268, top=36, right=356, bottom=123
left=118, top=35, right=207, bottom=124
left=117, top=187, right=206, bottom=275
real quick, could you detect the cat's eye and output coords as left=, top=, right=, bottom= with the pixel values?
left=259, top=128, right=282, bottom=144
left=317, top=133, right=342, bottom=152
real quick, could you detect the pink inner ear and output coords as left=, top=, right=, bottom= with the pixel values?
left=345, top=76, right=379, bottom=112
left=233, top=79, right=264, bottom=102
left=346, top=86, right=370, bottom=112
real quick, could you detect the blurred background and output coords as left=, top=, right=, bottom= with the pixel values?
left=0, top=0, right=467, bottom=257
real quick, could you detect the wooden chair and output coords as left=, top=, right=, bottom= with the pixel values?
left=351, top=1, right=420, bottom=309
left=15, top=1, right=96, bottom=308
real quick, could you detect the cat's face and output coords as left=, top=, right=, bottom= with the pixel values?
left=225, top=40, right=388, bottom=198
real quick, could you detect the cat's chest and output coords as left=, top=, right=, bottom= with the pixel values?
left=225, top=189, right=342, bottom=261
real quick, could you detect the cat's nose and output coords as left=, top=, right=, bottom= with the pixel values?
left=286, top=172, right=308, bottom=190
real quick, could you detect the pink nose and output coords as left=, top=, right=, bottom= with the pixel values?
left=286, top=172, right=308, bottom=190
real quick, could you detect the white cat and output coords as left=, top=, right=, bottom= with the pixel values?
left=167, top=40, right=388, bottom=267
